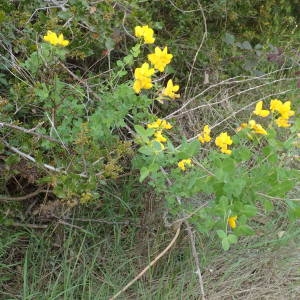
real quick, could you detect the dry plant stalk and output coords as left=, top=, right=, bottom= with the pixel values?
left=109, top=225, right=182, bottom=300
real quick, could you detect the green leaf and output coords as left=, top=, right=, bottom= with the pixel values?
left=123, top=54, right=134, bottom=66
left=227, top=234, right=237, bottom=244
left=131, top=44, right=141, bottom=57
left=223, top=32, right=235, bottom=45
left=138, top=145, right=153, bottom=156
left=116, top=60, right=124, bottom=67
left=223, top=178, right=246, bottom=197
left=166, top=140, right=175, bottom=152
left=117, top=70, right=127, bottom=77
left=139, top=167, right=150, bottom=182
left=178, top=140, right=200, bottom=159
left=134, top=125, right=155, bottom=140
left=234, top=146, right=252, bottom=161
left=241, top=205, right=257, bottom=217
left=242, top=41, right=252, bottom=50
left=221, top=238, right=230, bottom=251
left=216, top=229, right=226, bottom=239
left=235, top=224, right=255, bottom=235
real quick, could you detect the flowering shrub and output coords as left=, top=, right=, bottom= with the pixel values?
left=129, top=26, right=299, bottom=250
left=0, top=10, right=299, bottom=251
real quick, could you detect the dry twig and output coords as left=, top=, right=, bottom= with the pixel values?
left=109, top=225, right=181, bottom=300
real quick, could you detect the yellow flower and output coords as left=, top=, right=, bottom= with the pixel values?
left=248, top=120, right=268, bottom=135
left=147, top=119, right=172, bottom=130
left=178, top=159, right=192, bottom=171
left=162, top=79, right=180, bottom=99
left=215, top=132, right=233, bottom=155
left=148, top=47, right=173, bottom=72
left=134, top=25, right=155, bottom=44
left=133, top=63, right=155, bottom=93
left=277, top=101, right=295, bottom=119
left=253, top=101, right=270, bottom=117
left=270, top=99, right=295, bottom=118
left=43, top=30, right=69, bottom=47
left=198, top=125, right=211, bottom=144
left=134, top=62, right=155, bottom=79
left=270, top=99, right=283, bottom=112
left=228, top=216, right=237, bottom=229
left=270, top=99, right=294, bottom=128
left=133, top=77, right=152, bottom=93
left=275, top=116, right=290, bottom=128
left=154, top=130, right=167, bottom=143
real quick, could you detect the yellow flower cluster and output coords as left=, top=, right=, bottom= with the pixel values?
left=147, top=118, right=173, bottom=130
left=133, top=63, right=155, bottom=94
left=178, top=159, right=192, bottom=171
left=154, top=130, right=167, bottom=143
left=148, top=46, right=173, bottom=72
left=270, top=99, right=295, bottom=128
left=134, top=25, right=155, bottom=44
left=248, top=120, right=267, bottom=135
left=198, top=125, right=211, bottom=144
left=43, top=30, right=69, bottom=47
left=197, top=125, right=233, bottom=155
left=147, top=119, right=172, bottom=144
left=133, top=25, right=179, bottom=98
left=238, top=98, right=295, bottom=136
left=238, top=120, right=267, bottom=135
left=215, top=132, right=233, bottom=155
left=228, top=215, right=237, bottom=229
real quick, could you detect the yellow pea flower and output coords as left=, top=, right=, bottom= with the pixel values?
left=270, top=99, right=294, bottom=118
left=134, top=25, right=155, bottom=44
left=248, top=120, right=268, bottom=135
left=147, top=119, right=172, bottom=130
left=277, top=101, right=295, bottom=119
left=162, top=79, right=180, bottom=99
left=133, top=77, right=152, bottom=93
left=133, top=62, right=155, bottom=93
left=198, top=125, right=212, bottom=144
left=228, top=216, right=237, bottom=229
left=43, top=30, right=69, bottom=47
left=134, top=62, right=155, bottom=80
left=253, top=101, right=270, bottom=117
left=148, top=47, right=173, bottom=72
left=215, top=132, right=233, bottom=154
left=270, top=99, right=283, bottom=112
left=178, top=159, right=192, bottom=171
left=154, top=130, right=167, bottom=143
left=275, top=116, right=290, bottom=128
left=270, top=99, right=294, bottom=128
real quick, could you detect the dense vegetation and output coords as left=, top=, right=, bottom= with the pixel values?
left=0, top=1, right=299, bottom=299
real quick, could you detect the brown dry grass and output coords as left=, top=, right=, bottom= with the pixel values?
left=204, top=236, right=300, bottom=299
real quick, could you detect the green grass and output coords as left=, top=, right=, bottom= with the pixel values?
left=1, top=188, right=299, bottom=299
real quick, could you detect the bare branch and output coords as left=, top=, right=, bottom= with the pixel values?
left=0, top=121, right=59, bottom=143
